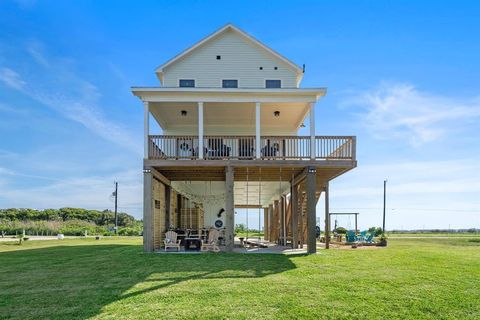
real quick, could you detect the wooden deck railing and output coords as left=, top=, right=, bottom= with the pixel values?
left=148, top=135, right=356, bottom=161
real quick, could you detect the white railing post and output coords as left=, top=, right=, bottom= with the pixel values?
left=198, top=102, right=204, bottom=159
left=309, top=102, right=316, bottom=159
left=255, top=102, right=261, bottom=159
left=144, top=101, right=150, bottom=159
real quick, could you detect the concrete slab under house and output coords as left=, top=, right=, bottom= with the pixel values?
left=131, top=24, right=357, bottom=254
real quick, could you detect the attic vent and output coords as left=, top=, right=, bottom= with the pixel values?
left=216, top=55, right=221, bottom=60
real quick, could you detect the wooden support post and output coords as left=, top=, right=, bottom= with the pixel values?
left=279, top=196, right=285, bottom=245
left=165, top=184, right=171, bottom=229
left=325, top=182, right=330, bottom=249
left=306, top=166, right=317, bottom=254
left=268, top=204, right=274, bottom=242
left=291, top=183, right=298, bottom=249
left=273, top=200, right=279, bottom=243
left=225, top=166, right=235, bottom=251
left=143, top=169, right=154, bottom=252
left=263, top=207, right=269, bottom=240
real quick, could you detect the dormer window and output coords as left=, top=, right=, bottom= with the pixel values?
left=222, top=79, right=238, bottom=88
left=179, top=79, right=195, bottom=87
left=266, top=80, right=281, bottom=88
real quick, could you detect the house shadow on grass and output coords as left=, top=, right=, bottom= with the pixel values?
left=0, top=243, right=296, bottom=319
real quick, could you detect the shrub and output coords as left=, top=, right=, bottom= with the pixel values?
left=118, top=227, right=141, bottom=236
left=334, top=227, right=347, bottom=234
left=368, top=227, right=383, bottom=236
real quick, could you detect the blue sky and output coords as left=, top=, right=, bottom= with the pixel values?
left=0, top=0, right=479, bottom=230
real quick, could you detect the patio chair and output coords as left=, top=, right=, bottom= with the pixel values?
left=201, top=229, right=221, bottom=252
left=346, top=230, right=357, bottom=243
left=164, top=231, right=181, bottom=252
left=358, top=231, right=368, bottom=242
left=365, top=232, right=376, bottom=243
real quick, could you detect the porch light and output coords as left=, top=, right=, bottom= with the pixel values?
left=274, top=111, right=280, bottom=117
left=143, top=169, right=151, bottom=173
left=181, top=110, right=187, bottom=116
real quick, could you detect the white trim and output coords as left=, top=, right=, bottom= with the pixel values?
left=155, top=24, right=303, bottom=83
left=309, top=102, right=315, bottom=159
left=144, top=101, right=150, bottom=159
left=198, top=102, right=204, bottom=159
left=255, top=102, right=261, bottom=159
left=133, top=87, right=326, bottom=94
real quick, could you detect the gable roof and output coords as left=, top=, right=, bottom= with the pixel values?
left=155, top=23, right=304, bottom=83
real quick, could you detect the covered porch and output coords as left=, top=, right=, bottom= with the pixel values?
left=143, top=162, right=355, bottom=254
left=133, top=87, right=328, bottom=160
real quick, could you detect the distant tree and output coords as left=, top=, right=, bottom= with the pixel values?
left=334, top=227, right=347, bottom=234
left=368, top=226, right=383, bottom=236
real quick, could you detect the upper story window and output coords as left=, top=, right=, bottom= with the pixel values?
left=266, top=80, right=281, bottom=88
left=179, top=79, right=195, bottom=87
left=222, top=79, right=238, bottom=88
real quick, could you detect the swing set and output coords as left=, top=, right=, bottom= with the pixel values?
left=243, top=166, right=287, bottom=249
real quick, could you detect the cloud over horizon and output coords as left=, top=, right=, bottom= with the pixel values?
left=345, top=83, right=480, bottom=146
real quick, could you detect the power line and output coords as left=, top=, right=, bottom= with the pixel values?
left=333, top=207, right=479, bottom=212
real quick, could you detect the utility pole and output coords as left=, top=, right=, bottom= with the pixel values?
left=114, top=181, right=118, bottom=234
left=383, top=179, right=387, bottom=233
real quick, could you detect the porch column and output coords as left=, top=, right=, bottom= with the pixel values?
left=255, top=102, right=261, bottom=159
left=279, top=196, right=285, bottom=245
left=324, top=181, right=330, bottom=249
left=144, top=101, right=150, bottom=159
left=309, top=102, right=316, bottom=159
left=143, top=168, right=154, bottom=252
left=198, top=102, right=204, bottom=159
left=291, top=183, right=298, bottom=249
left=225, top=166, right=235, bottom=251
left=263, top=207, right=269, bottom=240
left=268, top=204, right=274, bottom=242
left=306, top=166, right=317, bottom=254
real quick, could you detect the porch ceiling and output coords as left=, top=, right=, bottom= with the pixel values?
left=155, top=165, right=353, bottom=183
left=149, top=101, right=309, bottom=135
left=171, top=180, right=290, bottom=207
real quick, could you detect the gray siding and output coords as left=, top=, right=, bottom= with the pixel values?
left=162, top=30, right=299, bottom=88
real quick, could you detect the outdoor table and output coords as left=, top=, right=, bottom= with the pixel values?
left=184, top=238, right=201, bottom=251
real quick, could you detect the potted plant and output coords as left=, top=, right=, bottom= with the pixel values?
left=378, top=233, right=388, bottom=247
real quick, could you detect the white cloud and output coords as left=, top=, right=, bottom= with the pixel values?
left=346, top=83, right=480, bottom=146
left=26, top=40, right=49, bottom=67
left=0, top=41, right=142, bottom=155
left=0, top=67, right=26, bottom=90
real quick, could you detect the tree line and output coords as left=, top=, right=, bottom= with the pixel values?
left=0, top=208, right=142, bottom=236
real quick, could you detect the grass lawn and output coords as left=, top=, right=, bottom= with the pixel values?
left=1, top=237, right=479, bottom=319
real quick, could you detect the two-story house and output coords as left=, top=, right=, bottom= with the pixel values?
left=132, top=24, right=356, bottom=253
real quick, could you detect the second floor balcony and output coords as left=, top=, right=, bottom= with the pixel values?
left=149, top=135, right=356, bottom=161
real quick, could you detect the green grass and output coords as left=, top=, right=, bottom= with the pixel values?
left=387, top=232, right=480, bottom=237
left=1, top=237, right=479, bottom=319
left=235, top=231, right=264, bottom=238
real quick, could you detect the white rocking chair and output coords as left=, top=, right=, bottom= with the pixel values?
left=201, top=229, right=221, bottom=252
left=164, top=231, right=181, bottom=252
